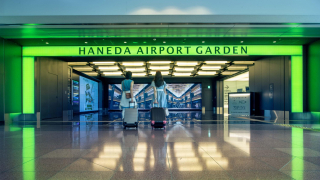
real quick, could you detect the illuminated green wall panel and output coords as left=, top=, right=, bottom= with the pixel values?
left=291, top=56, right=303, bottom=113
left=23, top=57, right=35, bottom=114
left=308, top=40, right=320, bottom=112
left=23, top=45, right=303, bottom=56
left=5, top=40, right=22, bottom=113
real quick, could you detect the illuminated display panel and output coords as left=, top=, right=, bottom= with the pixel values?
left=108, top=83, right=202, bottom=110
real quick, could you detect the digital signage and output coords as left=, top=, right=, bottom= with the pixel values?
left=79, top=76, right=99, bottom=112
left=108, top=83, right=202, bottom=110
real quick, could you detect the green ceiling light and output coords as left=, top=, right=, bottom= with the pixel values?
left=291, top=56, right=303, bottom=113
left=23, top=57, right=35, bottom=114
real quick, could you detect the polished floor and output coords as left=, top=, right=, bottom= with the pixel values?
left=1, top=112, right=320, bottom=180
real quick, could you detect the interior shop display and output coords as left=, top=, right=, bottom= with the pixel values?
left=108, top=83, right=202, bottom=110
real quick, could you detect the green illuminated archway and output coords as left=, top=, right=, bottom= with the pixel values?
left=22, top=45, right=303, bottom=114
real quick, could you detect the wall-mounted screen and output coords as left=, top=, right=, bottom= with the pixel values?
left=79, top=76, right=98, bottom=112
left=108, top=83, right=202, bottom=110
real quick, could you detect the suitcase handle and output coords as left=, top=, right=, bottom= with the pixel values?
left=129, top=102, right=135, bottom=108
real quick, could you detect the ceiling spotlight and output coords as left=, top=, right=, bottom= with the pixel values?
left=205, top=61, right=228, bottom=64
left=202, top=41, right=205, bottom=43
left=46, top=42, right=49, bottom=44
left=153, top=38, right=156, bottom=41
left=124, top=41, right=127, bottom=43
left=273, top=41, right=277, bottom=43
left=240, top=41, right=244, bottom=43
left=85, top=42, right=88, bottom=44
left=163, top=41, right=166, bottom=43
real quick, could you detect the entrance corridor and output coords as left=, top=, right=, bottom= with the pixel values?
left=1, top=113, right=320, bottom=180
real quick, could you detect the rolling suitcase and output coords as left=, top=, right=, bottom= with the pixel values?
left=150, top=107, right=167, bottom=129
left=123, top=102, right=138, bottom=129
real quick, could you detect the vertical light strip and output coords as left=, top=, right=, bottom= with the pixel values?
left=292, top=127, right=304, bottom=179
left=23, top=57, right=34, bottom=114
left=23, top=128, right=35, bottom=179
left=291, top=56, right=303, bottom=113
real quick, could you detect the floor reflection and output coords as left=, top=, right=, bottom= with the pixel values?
left=3, top=111, right=320, bottom=179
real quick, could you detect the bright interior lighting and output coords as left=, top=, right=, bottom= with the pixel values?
left=92, top=62, right=115, bottom=64
left=228, top=66, right=248, bottom=70
left=73, top=67, right=92, bottom=71
left=132, top=73, right=146, bottom=76
left=197, top=71, right=216, bottom=75
left=150, top=71, right=169, bottom=75
left=201, top=65, right=221, bottom=70
left=149, top=61, right=172, bottom=64
left=176, top=62, right=198, bottom=66
left=68, top=62, right=87, bottom=65
left=175, top=67, right=194, bottom=71
left=229, top=93, right=250, bottom=97
left=103, top=71, right=122, bottom=75
left=125, top=68, right=145, bottom=72
left=233, top=61, right=254, bottom=64
left=221, top=71, right=238, bottom=75
left=122, top=62, right=144, bottom=66
left=98, top=66, right=119, bottom=70
left=225, top=72, right=249, bottom=81
left=84, top=72, right=98, bottom=76
left=149, top=66, right=170, bottom=70
left=173, top=73, right=191, bottom=76
left=205, top=61, right=228, bottom=64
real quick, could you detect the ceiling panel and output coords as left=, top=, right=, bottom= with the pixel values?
left=1, top=24, right=320, bottom=39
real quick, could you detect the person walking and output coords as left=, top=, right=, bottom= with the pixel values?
left=151, top=71, right=169, bottom=115
left=120, top=71, right=136, bottom=119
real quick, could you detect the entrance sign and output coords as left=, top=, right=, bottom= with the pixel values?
left=23, top=45, right=302, bottom=56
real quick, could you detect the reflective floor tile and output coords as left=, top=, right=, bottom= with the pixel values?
left=204, top=148, right=250, bottom=157
left=247, top=148, right=293, bottom=157
left=82, top=158, right=123, bottom=171
left=0, top=157, right=35, bottom=172
left=49, top=171, right=114, bottom=180
left=62, top=158, right=114, bottom=171
left=169, top=157, right=224, bottom=171
left=10, top=158, right=78, bottom=172
left=275, top=148, right=320, bottom=157
left=110, top=171, right=171, bottom=180
left=254, top=157, right=294, bottom=170
left=213, top=157, right=276, bottom=171
left=280, top=158, right=320, bottom=171
left=40, top=149, right=92, bottom=158
left=296, top=157, right=320, bottom=166
left=171, top=171, right=232, bottom=180
left=118, top=157, right=171, bottom=171
left=228, top=171, right=293, bottom=180
left=0, top=171, right=59, bottom=180
left=281, top=170, right=320, bottom=180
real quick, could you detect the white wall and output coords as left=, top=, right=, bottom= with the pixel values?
left=1, top=0, right=320, bottom=16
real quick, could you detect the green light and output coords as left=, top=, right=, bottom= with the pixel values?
left=292, top=127, right=304, bottom=179
left=291, top=56, right=303, bottom=112
left=23, top=57, right=35, bottom=114
left=23, top=45, right=303, bottom=57
left=23, top=128, right=35, bottom=180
